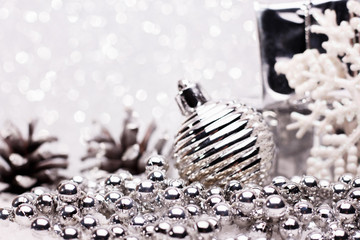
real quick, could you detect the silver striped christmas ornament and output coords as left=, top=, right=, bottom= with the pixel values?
left=174, top=80, right=274, bottom=187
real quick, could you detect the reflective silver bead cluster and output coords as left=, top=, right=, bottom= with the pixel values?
left=3, top=156, right=360, bottom=239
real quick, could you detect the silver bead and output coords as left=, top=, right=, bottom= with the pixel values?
left=154, top=221, right=172, bottom=236
left=148, top=170, right=166, bottom=183
left=261, top=185, right=278, bottom=197
left=15, top=203, right=37, bottom=226
left=80, top=195, right=100, bottom=214
left=92, top=228, right=111, bottom=240
left=330, top=228, right=349, bottom=240
left=347, top=188, right=360, bottom=203
left=136, top=180, right=156, bottom=201
left=339, top=174, right=353, bottom=185
left=195, top=219, right=214, bottom=239
left=186, top=204, right=201, bottom=216
left=59, top=205, right=80, bottom=225
left=57, top=181, right=80, bottom=203
left=109, top=214, right=122, bottom=225
left=104, top=174, right=122, bottom=187
left=115, top=196, right=137, bottom=219
left=205, top=195, right=224, bottom=209
left=35, top=193, right=56, bottom=214
left=279, top=216, right=301, bottom=240
left=224, top=180, right=242, bottom=199
left=31, top=217, right=51, bottom=232
left=163, top=187, right=184, bottom=206
left=301, top=175, right=319, bottom=196
left=0, top=208, right=12, bottom=220
left=331, top=182, right=348, bottom=201
left=105, top=191, right=123, bottom=204
left=130, top=215, right=147, bottom=230
left=12, top=195, right=32, bottom=208
left=146, top=155, right=168, bottom=171
left=280, top=182, right=301, bottom=203
left=110, top=224, right=126, bottom=238
left=168, top=179, right=186, bottom=189
left=315, top=204, right=333, bottom=228
left=294, top=201, right=314, bottom=223
left=80, top=215, right=98, bottom=230
left=143, top=224, right=156, bottom=238
left=213, top=202, right=232, bottom=225
left=272, top=176, right=288, bottom=188
left=264, top=195, right=287, bottom=219
left=183, top=185, right=201, bottom=203
left=305, top=230, right=324, bottom=240
left=207, top=217, right=220, bottom=232
left=352, top=177, right=360, bottom=188
left=335, top=200, right=357, bottom=223
left=205, top=187, right=224, bottom=197
left=167, top=206, right=187, bottom=221
left=236, top=189, right=256, bottom=214
left=62, top=226, right=80, bottom=239
left=169, top=224, right=189, bottom=239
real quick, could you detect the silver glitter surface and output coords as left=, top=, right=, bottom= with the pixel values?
left=0, top=0, right=261, bottom=175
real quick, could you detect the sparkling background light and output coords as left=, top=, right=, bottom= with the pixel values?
left=0, top=0, right=261, bottom=174
left=0, top=0, right=266, bottom=238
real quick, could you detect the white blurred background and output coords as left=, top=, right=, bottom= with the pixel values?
left=0, top=0, right=262, bottom=173
left=0, top=0, right=264, bottom=238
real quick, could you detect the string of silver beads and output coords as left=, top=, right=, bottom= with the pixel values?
left=2, top=155, right=360, bottom=239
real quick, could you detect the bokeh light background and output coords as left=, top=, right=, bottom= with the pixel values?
left=0, top=0, right=262, bottom=173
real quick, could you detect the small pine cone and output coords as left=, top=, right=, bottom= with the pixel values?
left=0, top=120, right=68, bottom=193
left=82, top=109, right=168, bottom=174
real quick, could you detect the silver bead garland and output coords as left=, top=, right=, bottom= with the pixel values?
left=3, top=154, right=360, bottom=239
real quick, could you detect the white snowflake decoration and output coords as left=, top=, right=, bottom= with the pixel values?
left=275, top=0, right=360, bottom=180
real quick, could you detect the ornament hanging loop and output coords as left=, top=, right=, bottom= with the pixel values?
left=176, top=79, right=209, bottom=116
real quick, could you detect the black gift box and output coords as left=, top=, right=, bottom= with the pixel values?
left=256, top=0, right=349, bottom=104
left=255, top=0, right=350, bottom=177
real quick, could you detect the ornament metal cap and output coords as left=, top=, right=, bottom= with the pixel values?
left=175, top=79, right=209, bottom=116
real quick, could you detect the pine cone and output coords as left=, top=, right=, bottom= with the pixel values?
left=82, top=110, right=167, bottom=174
left=0, top=120, right=68, bottom=193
